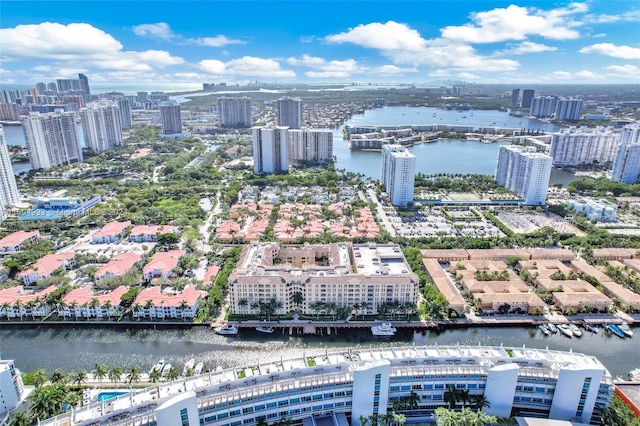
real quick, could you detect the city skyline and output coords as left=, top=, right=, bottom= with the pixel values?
left=1, top=0, right=639, bottom=88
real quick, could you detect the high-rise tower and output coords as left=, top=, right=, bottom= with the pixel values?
left=79, top=101, right=123, bottom=152
left=277, top=97, right=303, bottom=129
left=160, top=101, right=182, bottom=135
left=252, top=126, right=289, bottom=174
left=381, top=144, right=416, bottom=207
left=612, top=124, right=640, bottom=184
left=218, top=97, right=252, bottom=127
left=0, top=126, right=20, bottom=221
left=21, top=110, right=83, bottom=169
left=495, top=145, right=552, bottom=205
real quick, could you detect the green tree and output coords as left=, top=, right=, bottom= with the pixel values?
left=69, top=369, right=88, bottom=386
left=149, top=367, right=162, bottom=383
left=166, top=365, right=180, bottom=381
left=126, top=366, right=142, bottom=384
left=109, top=366, right=122, bottom=385
left=30, top=368, right=48, bottom=388
left=93, top=363, right=108, bottom=384
left=49, top=368, right=67, bottom=384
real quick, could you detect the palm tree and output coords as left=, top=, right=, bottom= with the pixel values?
left=407, top=391, right=419, bottom=410
left=6, top=411, right=30, bottom=426
left=13, top=300, right=23, bottom=320
left=109, top=366, right=123, bottom=385
left=70, top=301, right=79, bottom=320
left=70, top=369, right=88, bottom=386
left=89, top=297, right=100, bottom=317
left=360, top=301, right=371, bottom=319
left=149, top=367, right=162, bottom=383
left=30, top=383, right=68, bottom=420
left=444, top=385, right=460, bottom=409
left=238, top=298, right=248, bottom=314
left=31, top=368, right=48, bottom=387
left=102, top=300, right=113, bottom=319
left=1, top=301, right=10, bottom=320
left=26, top=300, right=37, bottom=320
left=310, top=301, right=325, bottom=319
left=459, top=389, right=473, bottom=408
left=49, top=368, right=67, bottom=384
left=325, top=302, right=338, bottom=321
left=132, top=302, right=143, bottom=319
left=403, top=301, right=417, bottom=320
left=126, top=366, right=142, bottom=384
left=93, top=363, right=108, bottom=385
left=291, top=291, right=304, bottom=312
left=144, top=299, right=155, bottom=319
left=166, top=365, right=180, bottom=381
left=472, top=394, right=490, bottom=410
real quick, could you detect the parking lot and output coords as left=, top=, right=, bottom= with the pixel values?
left=496, top=210, right=584, bottom=236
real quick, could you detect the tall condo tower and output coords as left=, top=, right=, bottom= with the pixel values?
left=0, top=126, right=20, bottom=221
left=555, top=98, right=583, bottom=121
left=218, top=96, right=252, bottom=127
left=521, top=89, right=535, bottom=108
left=277, top=97, right=303, bottom=129
left=21, top=110, right=83, bottom=170
left=117, top=98, right=132, bottom=127
left=495, top=145, right=552, bottom=205
left=510, top=89, right=520, bottom=109
left=612, top=124, right=640, bottom=184
left=160, top=101, right=182, bottom=135
left=530, top=96, right=556, bottom=118
left=288, top=129, right=333, bottom=164
left=550, top=126, right=620, bottom=167
left=381, top=144, right=416, bottom=207
left=78, top=73, right=91, bottom=103
left=252, top=126, right=289, bottom=174
left=79, top=101, right=123, bottom=152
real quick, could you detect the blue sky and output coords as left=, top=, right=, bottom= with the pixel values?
left=1, top=0, right=639, bottom=87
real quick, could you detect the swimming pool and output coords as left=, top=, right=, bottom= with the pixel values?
left=97, top=391, right=129, bottom=402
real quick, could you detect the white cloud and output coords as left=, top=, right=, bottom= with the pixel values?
left=584, top=10, right=640, bottom=24
left=579, top=43, right=640, bottom=60
left=605, top=64, right=640, bottom=79
left=198, top=56, right=295, bottom=78
left=373, top=65, right=418, bottom=75
left=0, top=22, right=184, bottom=72
left=574, top=70, right=604, bottom=80
left=540, top=69, right=604, bottom=81
left=457, top=72, right=479, bottom=80
left=287, top=54, right=417, bottom=79
left=441, top=3, right=585, bottom=43
left=132, top=22, right=174, bottom=40
left=326, top=21, right=426, bottom=50
left=188, top=35, right=245, bottom=47
left=494, top=41, right=557, bottom=55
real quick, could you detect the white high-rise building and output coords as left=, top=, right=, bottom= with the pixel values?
left=218, top=96, right=252, bottom=127
left=288, top=129, right=333, bottom=163
left=277, top=97, right=303, bottom=129
left=0, top=126, right=20, bottom=221
left=117, top=98, right=132, bottom=127
left=555, top=98, right=583, bottom=121
left=79, top=101, right=123, bottom=152
left=0, top=359, right=25, bottom=416
left=612, top=124, right=640, bottom=184
left=160, top=101, right=182, bottom=135
left=381, top=144, right=416, bottom=207
left=550, top=126, right=620, bottom=167
left=252, top=126, right=289, bottom=174
left=495, top=145, right=552, bottom=205
left=530, top=96, right=556, bottom=118
left=21, top=110, right=83, bottom=170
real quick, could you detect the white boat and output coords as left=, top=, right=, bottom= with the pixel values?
left=194, top=362, right=204, bottom=375
left=568, top=323, right=582, bottom=337
left=546, top=323, right=558, bottom=334
left=371, top=322, right=397, bottom=336
left=618, top=323, right=634, bottom=337
left=629, top=368, right=640, bottom=381
left=557, top=324, right=573, bottom=338
left=538, top=324, right=550, bottom=335
left=256, top=325, right=275, bottom=334
left=150, top=359, right=165, bottom=374
left=182, top=358, right=195, bottom=376
left=161, top=363, right=172, bottom=377
left=214, top=324, right=238, bottom=335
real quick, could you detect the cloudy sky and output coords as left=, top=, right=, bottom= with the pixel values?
left=1, top=0, right=639, bottom=88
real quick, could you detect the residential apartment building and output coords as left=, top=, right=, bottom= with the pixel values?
left=142, top=249, right=185, bottom=281
left=159, top=101, right=183, bottom=135
left=18, top=252, right=76, bottom=285
left=529, top=96, right=556, bottom=118
left=380, top=144, right=416, bottom=207
left=495, top=145, right=552, bottom=205
left=218, top=96, right=252, bottom=127
left=0, top=126, right=20, bottom=221
left=252, top=126, right=289, bottom=174
left=288, top=128, right=333, bottom=164
left=21, top=110, right=83, bottom=169
left=510, top=89, right=520, bottom=109
left=0, top=103, right=21, bottom=121
left=0, top=359, right=25, bottom=416
left=565, top=198, right=618, bottom=222
left=0, top=285, right=57, bottom=319
left=60, top=285, right=128, bottom=319
left=549, top=127, right=620, bottom=167
left=228, top=242, right=420, bottom=316
left=117, top=97, right=132, bottom=127
left=91, top=220, right=131, bottom=243
left=554, top=98, right=583, bottom=121
left=129, top=225, right=179, bottom=243
left=0, top=231, right=39, bottom=255
left=41, top=345, right=612, bottom=426
left=79, top=101, right=123, bottom=152
left=277, top=97, right=303, bottom=129
left=94, top=253, right=142, bottom=282
left=132, top=285, right=203, bottom=319
left=521, top=89, right=535, bottom=108
left=612, top=124, right=640, bottom=184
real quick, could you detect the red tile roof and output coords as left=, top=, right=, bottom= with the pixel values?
left=143, top=250, right=186, bottom=275
left=95, top=252, right=142, bottom=279
left=130, top=225, right=178, bottom=236
left=133, top=284, right=203, bottom=307
left=0, top=231, right=39, bottom=249
left=19, top=252, right=75, bottom=278
left=63, top=285, right=128, bottom=306
left=0, top=285, right=57, bottom=305
left=92, top=221, right=131, bottom=239
left=203, top=265, right=220, bottom=287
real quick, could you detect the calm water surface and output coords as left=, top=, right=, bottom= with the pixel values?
left=1, top=325, right=635, bottom=379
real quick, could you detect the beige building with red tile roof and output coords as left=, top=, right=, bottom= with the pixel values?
left=0, top=285, right=56, bottom=319
left=19, top=252, right=76, bottom=285
left=133, top=285, right=204, bottom=319
left=467, top=249, right=531, bottom=261
left=129, top=225, right=179, bottom=243
left=528, top=248, right=575, bottom=261
left=95, top=252, right=143, bottom=282
left=142, top=250, right=186, bottom=281
left=422, top=258, right=466, bottom=314
left=91, top=221, right=131, bottom=244
left=591, top=248, right=637, bottom=261
left=202, top=265, right=220, bottom=287
left=571, top=259, right=640, bottom=311
left=421, top=249, right=469, bottom=262
left=60, top=286, right=128, bottom=318
left=0, top=231, right=39, bottom=255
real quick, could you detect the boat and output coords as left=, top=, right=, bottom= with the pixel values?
left=604, top=323, right=625, bottom=338
left=557, top=324, right=573, bottom=338
left=629, top=368, right=640, bottom=381
left=256, top=325, right=275, bottom=334
left=546, top=323, right=558, bottom=334
left=150, top=359, right=165, bottom=374
left=568, top=323, right=582, bottom=337
left=182, top=358, right=195, bottom=376
left=618, top=322, right=634, bottom=337
left=214, top=324, right=238, bottom=335
left=538, top=324, right=550, bottom=335
left=194, top=362, right=204, bottom=375
left=371, top=322, right=397, bottom=336
left=583, top=322, right=598, bottom=333
left=161, top=363, right=172, bottom=377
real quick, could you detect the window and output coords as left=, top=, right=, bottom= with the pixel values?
left=180, top=408, right=189, bottom=426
